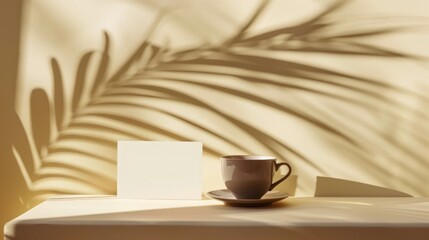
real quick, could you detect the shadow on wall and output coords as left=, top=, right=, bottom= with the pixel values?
left=0, top=0, right=27, bottom=230
left=10, top=0, right=429, bottom=216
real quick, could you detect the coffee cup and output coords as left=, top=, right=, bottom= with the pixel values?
left=221, top=155, right=292, bottom=199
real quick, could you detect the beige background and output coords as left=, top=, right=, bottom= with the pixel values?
left=2, top=0, right=429, bottom=229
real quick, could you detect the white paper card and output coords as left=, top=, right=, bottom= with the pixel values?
left=117, top=141, right=202, bottom=199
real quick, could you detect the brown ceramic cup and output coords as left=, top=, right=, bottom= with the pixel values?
left=221, top=155, right=292, bottom=199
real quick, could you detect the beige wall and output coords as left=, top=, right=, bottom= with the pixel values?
left=2, top=0, right=429, bottom=229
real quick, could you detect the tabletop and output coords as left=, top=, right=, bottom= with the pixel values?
left=5, top=196, right=429, bottom=240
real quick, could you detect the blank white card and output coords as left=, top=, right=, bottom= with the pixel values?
left=117, top=141, right=202, bottom=199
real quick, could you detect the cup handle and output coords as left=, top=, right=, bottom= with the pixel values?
left=269, top=162, right=292, bottom=191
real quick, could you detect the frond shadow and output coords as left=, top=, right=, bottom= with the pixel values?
left=12, top=0, right=429, bottom=200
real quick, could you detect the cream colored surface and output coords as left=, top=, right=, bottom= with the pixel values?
left=5, top=196, right=429, bottom=240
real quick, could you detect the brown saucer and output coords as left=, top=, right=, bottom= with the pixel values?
left=206, top=189, right=288, bottom=207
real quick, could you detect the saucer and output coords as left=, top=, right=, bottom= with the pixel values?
left=206, top=189, right=288, bottom=207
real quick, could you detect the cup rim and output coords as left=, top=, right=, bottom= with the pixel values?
left=221, top=155, right=276, bottom=161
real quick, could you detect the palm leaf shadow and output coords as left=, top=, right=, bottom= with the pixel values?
left=72, top=52, right=94, bottom=112
left=13, top=0, right=429, bottom=199
left=12, top=112, right=36, bottom=181
left=52, top=59, right=65, bottom=131
left=150, top=51, right=429, bottom=121
left=12, top=15, right=181, bottom=199
left=98, top=83, right=329, bottom=172
left=90, top=32, right=110, bottom=97
left=12, top=112, right=112, bottom=198
left=30, top=89, right=51, bottom=158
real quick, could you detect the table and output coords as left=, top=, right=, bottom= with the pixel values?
left=5, top=196, right=429, bottom=240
